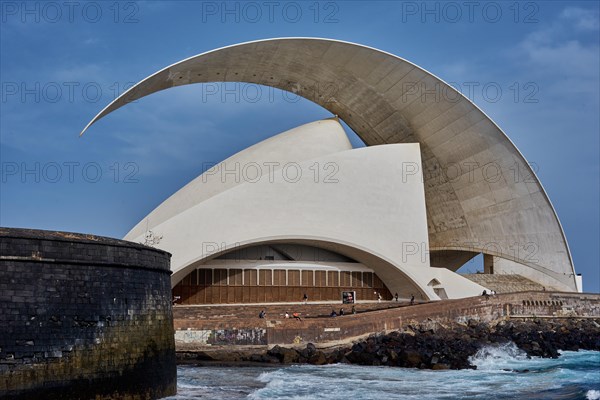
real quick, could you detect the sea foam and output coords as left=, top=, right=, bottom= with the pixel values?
left=468, top=342, right=529, bottom=371
left=587, top=390, right=600, bottom=400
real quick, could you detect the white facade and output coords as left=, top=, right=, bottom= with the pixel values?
left=125, top=119, right=487, bottom=300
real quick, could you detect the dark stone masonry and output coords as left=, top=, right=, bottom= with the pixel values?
left=0, top=228, right=177, bottom=399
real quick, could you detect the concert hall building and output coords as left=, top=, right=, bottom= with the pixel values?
left=81, top=38, right=581, bottom=303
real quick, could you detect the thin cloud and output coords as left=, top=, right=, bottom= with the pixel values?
left=561, top=7, right=600, bottom=31
left=516, top=7, right=599, bottom=97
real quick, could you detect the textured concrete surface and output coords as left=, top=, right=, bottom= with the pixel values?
left=462, top=273, right=545, bottom=293
left=0, top=228, right=176, bottom=400
left=82, top=38, right=577, bottom=291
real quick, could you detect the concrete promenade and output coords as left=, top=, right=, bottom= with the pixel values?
left=174, top=291, right=600, bottom=353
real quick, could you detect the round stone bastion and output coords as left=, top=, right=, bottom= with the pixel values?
left=0, top=228, right=176, bottom=399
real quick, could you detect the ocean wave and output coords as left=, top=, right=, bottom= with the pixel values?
left=587, top=390, right=600, bottom=400
left=468, top=342, right=529, bottom=371
left=168, top=351, right=600, bottom=399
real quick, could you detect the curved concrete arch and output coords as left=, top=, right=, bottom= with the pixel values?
left=430, top=246, right=571, bottom=289
left=86, top=38, right=575, bottom=290
left=171, top=237, right=431, bottom=301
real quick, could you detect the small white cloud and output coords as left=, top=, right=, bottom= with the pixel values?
left=520, top=38, right=598, bottom=80
left=561, top=7, right=600, bottom=31
left=515, top=6, right=600, bottom=97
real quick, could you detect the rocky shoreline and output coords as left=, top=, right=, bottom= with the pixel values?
left=177, top=318, right=600, bottom=370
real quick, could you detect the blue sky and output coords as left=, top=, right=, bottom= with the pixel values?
left=1, top=1, right=598, bottom=292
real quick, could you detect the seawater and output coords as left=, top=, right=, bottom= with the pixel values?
left=166, top=345, right=600, bottom=400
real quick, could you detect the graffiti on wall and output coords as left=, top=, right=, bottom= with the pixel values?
left=207, top=328, right=267, bottom=345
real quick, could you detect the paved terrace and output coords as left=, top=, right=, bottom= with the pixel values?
left=173, top=300, right=412, bottom=324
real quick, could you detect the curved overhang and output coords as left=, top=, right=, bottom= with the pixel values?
left=171, top=236, right=432, bottom=300
left=81, top=37, right=576, bottom=291
left=173, top=236, right=489, bottom=301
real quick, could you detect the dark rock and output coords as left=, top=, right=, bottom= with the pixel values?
left=388, top=349, right=398, bottom=364
left=400, top=350, right=422, bottom=367
left=300, top=342, right=317, bottom=359
left=267, top=345, right=299, bottom=364
left=467, top=319, right=479, bottom=328
left=248, top=353, right=279, bottom=363
left=346, top=350, right=378, bottom=365
left=308, top=351, right=327, bottom=365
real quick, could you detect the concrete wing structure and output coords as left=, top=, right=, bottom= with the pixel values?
left=125, top=119, right=487, bottom=300
left=126, top=119, right=352, bottom=240
left=83, top=38, right=577, bottom=292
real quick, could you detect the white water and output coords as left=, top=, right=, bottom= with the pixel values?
left=167, top=348, right=600, bottom=399
left=588, top=390, right=600, bottom=400
left=468, top=341, right=529, bottom=370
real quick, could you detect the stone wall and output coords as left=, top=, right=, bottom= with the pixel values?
left=174, top=291, right=600, bottom=350
left=0, top=228, right=176, bottom=399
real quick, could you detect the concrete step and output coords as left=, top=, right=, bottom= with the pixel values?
left=461, top=274, right=546, bottom=293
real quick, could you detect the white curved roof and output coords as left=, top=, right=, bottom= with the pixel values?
left=83, top=38, right=576, bottom=291
left=126, top=119, right=487, bottom=300
left=125, top=118, right=351, bottom=239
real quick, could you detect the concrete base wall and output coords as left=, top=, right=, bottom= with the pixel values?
left=174, top=292, right=600, bottom=350
left=0, top=228, right=177, bottom=399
